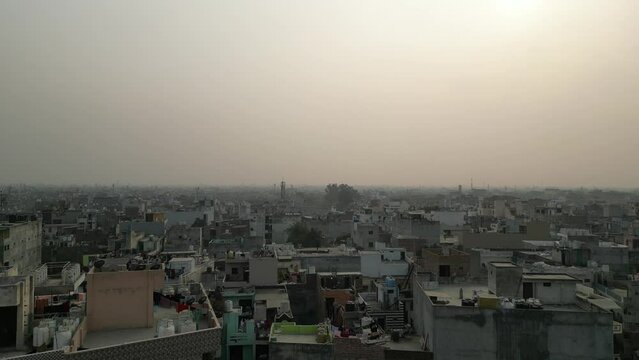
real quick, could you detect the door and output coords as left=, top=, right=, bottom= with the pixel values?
left=523, top=282, right=533, bottom=299
left=439, top=265, right=451, bottom=277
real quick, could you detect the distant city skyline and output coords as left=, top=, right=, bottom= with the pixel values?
left=1, top=0, right=638, bottom=187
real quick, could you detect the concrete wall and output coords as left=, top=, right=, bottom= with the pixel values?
left=86, top=269, right=164, bottom=331
left=421, top=249, right=470, bottom=280
left=521, top=280, right=577, bottom=305
left=353, top=223, right=381, bottom=250
left=1, top=220, right=42, bottom=274
left=165, top=208, right=214, bottom=227
left=117, top=221, right=165, bottom=237
left=391, top=219, right=440, bottom=245
left=249, top=257, right=278, bottom=286
left=360, top=252, right=409, bottom=278
left=287, top=274, right=321, bottom=324
left=591, top=246, right=629, bottom=269
left=269, top=342, right=333, bottom=360
left=487, top=265, right=522, bottom=297
left=0, top=276, right=33, bottom=349
left=428, top=305, right=612, bottom=360
left=428, top=211, right=466, bottom=227
left=297, top=256, right=361, bottom=273
left=460, top=233, right=527, bottom=251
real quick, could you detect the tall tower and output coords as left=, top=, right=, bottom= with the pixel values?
left=280, top=181, right=286, bottom=200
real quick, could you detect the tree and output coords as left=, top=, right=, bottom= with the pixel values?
left=286, top=222, right=309, bottom=247
left=325, top=183, right=360, bottom=210
left=286, top=222, right=324, bottom=248
left=305, top=228, right=322, bottom=248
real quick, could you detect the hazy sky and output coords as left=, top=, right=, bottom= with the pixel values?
left=1, top=0, right=638, bottom=187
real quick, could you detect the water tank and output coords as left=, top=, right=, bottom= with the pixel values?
left=54, top=329, right=72, bottom=350
left=41, top=326, right=51, bottom=346
left=179, top=319, right=197, bottom=333
left=178, top=286, right=190, bottom=296
left=385, top=277, right=397, bottom=288
left=33, top=327, right=43, bottom=347
left=69, top=307, right=83, bottom=320
left=158, top=319, right=175, bottom=337
left=279, top=301, right=291, bottom=313
left=308, top=266, right=316, bottom=274
left=224, top=300, right=234, bottom=312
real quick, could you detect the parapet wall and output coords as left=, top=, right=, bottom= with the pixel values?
left=7, top=327, right=221, bottom=360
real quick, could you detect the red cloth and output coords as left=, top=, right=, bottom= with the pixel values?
left=176, top=303, right=189, bottom=312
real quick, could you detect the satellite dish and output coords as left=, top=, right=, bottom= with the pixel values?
left=94, top=259, right=105, bottom=269
left=150, top=263, right=161, bottom=270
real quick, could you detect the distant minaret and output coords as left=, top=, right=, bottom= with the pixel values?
left=280, top=181, right=286, bottom=200
left=458, top=185, right=462, bottom=194
left=470, top=178, right=474, bottom=191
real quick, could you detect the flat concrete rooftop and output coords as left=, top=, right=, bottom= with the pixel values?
left=424, top=284, right=586, bottom=312
left=83, top=305, right=212, bottom=349
left=490, top=262, right=518, bottom=268
left=384, top=335, right=424, bottom=352
left=425, top=284, right=491, bottom=307
left=522, top=274, right=579, bottom=281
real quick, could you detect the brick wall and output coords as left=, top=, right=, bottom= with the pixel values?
left=384, top=349, right=433, bottom=360
left=8, top=328, right=221, bottom=360
left=333, top=337, right=384, bottom=360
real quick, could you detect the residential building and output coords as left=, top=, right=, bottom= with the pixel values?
left=1, top=218, right=42, bottom=274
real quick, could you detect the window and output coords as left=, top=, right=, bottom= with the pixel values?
left=543, top=282, right=552, bottom=287
left=368, top=242, right=374, bottom=248
left=368, top=230, right=374, bottom=235
left=231, top=267, right=238, bottom=275
left=439, top=265, right=451, bottom=277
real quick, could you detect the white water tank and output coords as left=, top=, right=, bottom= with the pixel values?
left=33, top=327, right=43, bottom=347
left=224, top=300, right=234, bottom=312
left=54, top=329, right=72, bottom=350
left=179, top=319, right=197, bottom=333
left=158, top=319, right=175, bottom=337
left=41, top=326, right=50, bottom=346
left=279, top=301, right=291, bottom=313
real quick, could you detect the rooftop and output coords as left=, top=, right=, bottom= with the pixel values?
left=522, top=274, right=579, bottom=281
left=423, top=283, right=586, bottom=312
left=255, top=287, right=289, bottom=309
left=269, top=323, right=331, bottom=345
left=294, top=247, right=357, bottom=257
left=84, top=283, right=218, bottom=349
left=425, top=284, right=491, bottom=307
left=489, top=262, right=518, bottom=268
left=383, top=335, right=425, bottom=352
